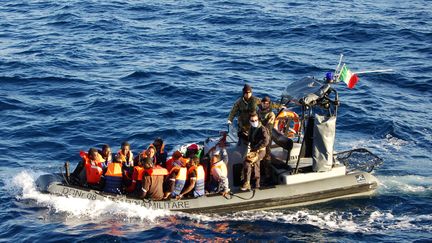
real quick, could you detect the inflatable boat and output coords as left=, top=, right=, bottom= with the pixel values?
left=36, top=77, right=382, bottom=213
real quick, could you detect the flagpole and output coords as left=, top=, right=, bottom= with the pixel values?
left=355, top=69, right=393, bottom=74
left=334, top=54, right=344, bottom=79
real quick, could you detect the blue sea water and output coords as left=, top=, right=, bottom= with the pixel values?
left=1, top=0, right=431, bottom=241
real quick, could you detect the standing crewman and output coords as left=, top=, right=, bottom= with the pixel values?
left=241, top=112, right=270, bottom=191
left=227, top=84, right=260, bottom=142
left=257, top=96, right=276, bottom=184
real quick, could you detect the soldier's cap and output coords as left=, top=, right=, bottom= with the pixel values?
left=243, top=84, right=252, bottom=93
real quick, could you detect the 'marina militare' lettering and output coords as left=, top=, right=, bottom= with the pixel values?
left=61, top=187, right=190, bottom=209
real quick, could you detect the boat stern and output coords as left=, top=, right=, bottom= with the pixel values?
left=35, top=174, right=63, bottom=192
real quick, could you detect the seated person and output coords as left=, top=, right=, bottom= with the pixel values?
left=152, top=137, right=167, bottom=167
left=135, top=144, right=157, bottom=164
left=116, top=141, right=134, bottom=184
left=163, top=157, right=187, bottom=199
left=184, top=144, right=202, bottom=159
left=83, top=148, right=103, bottom=189
left=103, top=156, right=123, bottom=194
left=140, top=157, right=168, bottom=200
left=71, top=148, right=103, bottom=187
left=208, top=144, right=228, bottom=164
left=203, top=139, right=228, bottom=184
left=116, top=141, right=134, bottom=167
left=125, top=154, right=146, bottom=196
left=98, top=144, right=112, bottom=171
left=166, top=150, right=183, bottom=172
left=176, top=156, right=205, bottom=199
left=209, top=151, right=230, bottom=197
left=179, top=143, right=202, bottom=167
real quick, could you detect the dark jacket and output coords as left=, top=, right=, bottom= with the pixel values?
left=156, top=151, right=167, bottom=167
left=248, top=124, right=270, bottom=152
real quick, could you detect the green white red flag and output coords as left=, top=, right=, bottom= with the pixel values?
left=338, top=64, right=359, bottom=89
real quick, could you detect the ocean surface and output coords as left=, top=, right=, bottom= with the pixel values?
left=1, top=0, right=431, bottom=242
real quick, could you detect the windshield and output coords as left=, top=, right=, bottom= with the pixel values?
left=281, top=77, right=333, bottom=107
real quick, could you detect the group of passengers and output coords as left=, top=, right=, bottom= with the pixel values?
left=70, top=138, right=230, bottom=201
left=71, top=83, right=279, bottom=199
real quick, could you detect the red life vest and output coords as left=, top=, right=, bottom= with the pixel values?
left=80, top=151, right=103, bottom=184
left=166, top=158, right=174, bottom=172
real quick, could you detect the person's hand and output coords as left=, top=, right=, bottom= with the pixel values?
left=176, top=194, right=183, bottom=200
left=222, top=191, right=230, bottom=198
left=227, top=120, right=232, bottom=125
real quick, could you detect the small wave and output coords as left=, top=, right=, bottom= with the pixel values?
left=0, top=98, right=25, bottom=111
left=185, top=209, right=432, bottom=233
left=378, top=175, right=432, bottom=194
left=121, top=71, right=167, bottom=80
left=7, top=171, right=171, bottom=221
left=0, top=75, right=87, bottom=85
left=168, top=66, right=202, bottom=77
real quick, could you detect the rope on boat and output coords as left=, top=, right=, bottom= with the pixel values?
left=228, top=189, right=256, bottom=200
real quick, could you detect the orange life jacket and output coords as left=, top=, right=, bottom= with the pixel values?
left=188, top=165, right=205, bottom=197
left=105, top=162, right=122, bottom=177
left=104, top=162, right=123, bottom=194
left=145, top=165, right=168, bottom=176
left=116, top=150, right=134, bottom=166
left=171, top=167, right=187, bottom=197
left=125, top=165, right=145, bottom=193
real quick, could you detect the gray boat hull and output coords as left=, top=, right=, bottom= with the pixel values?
left=36, top=171, right=378, bottom=214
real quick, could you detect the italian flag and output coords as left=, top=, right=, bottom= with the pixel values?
left=339, top=64, right=359, bottom=89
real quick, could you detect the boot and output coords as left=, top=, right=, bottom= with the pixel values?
left=240, top=181, right=251, bottom=191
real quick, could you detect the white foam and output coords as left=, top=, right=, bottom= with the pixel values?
left=7, top=171, right=172, bottom=221
left=338, top=134, right=409, bottom=153
left=187, top=210, right=361, bottom=232
left=378, top=175, right=432, bottom=193
left=6, top=171, right=431, bottom=233
left=187, top=208, right=432, bottom=233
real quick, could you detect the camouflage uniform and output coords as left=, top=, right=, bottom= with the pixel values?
left=228, top=96, right=260, bottom=137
